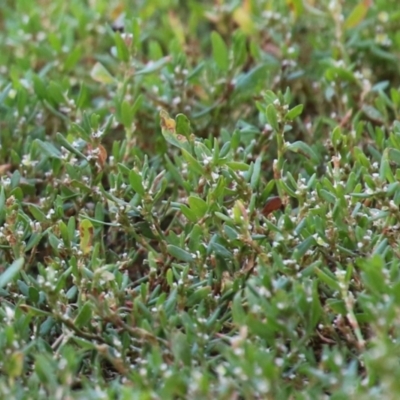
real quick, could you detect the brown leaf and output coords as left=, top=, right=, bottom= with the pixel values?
left=261, top=196, right=283, bottom=216
left=98, top=144, right=107, bottom=167
left=0, top=164, right=11, bottom=176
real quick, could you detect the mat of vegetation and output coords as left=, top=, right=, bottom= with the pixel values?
left=1, top=0, right=400, bottom=399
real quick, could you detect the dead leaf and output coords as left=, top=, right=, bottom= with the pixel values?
left=261, top=196, right=283, bottom=216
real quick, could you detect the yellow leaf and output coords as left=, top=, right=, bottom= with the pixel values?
left=79, top=219, right=94, bottom=255
left=344, top=0, right=372, bottom=30
left=286, top=0, right=304, bottom=19
left=159, top=109, right=176, bottom=132
left=168, top=11, right=185, bottom=46
left=233, top=5, right=255, bottom=35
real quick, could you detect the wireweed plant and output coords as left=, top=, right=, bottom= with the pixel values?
left=1, top=0, right=400, bottom=399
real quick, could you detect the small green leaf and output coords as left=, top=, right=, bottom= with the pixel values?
left=120, top=100, right=134, bottom=127
left=129, top=170, right=145, bottom=196
left=232, top=292, right=246, bottom=323
left=56, top=132, right=88, bottom=160
left=286, top=141, right=319, bottom=162
left=32, top=75, right=47, bottom=100
left=175, top=114, right=192, bottom=138
left=74, top=302, right=92, bottom=328
left=25, top=232, right=45, bottom=252
left=211, top=31, right=229, bottom=72
left=380, top=148, right=395, bottom=183
left=180, top=205, right=198, bottom=223
left=167, top=245, right=193, bottom=262
left=47, top=81, right=65, bottom=105
left=33, top=139, right=61, bottom=159
left=27, top=204, right=48, bottom=223
left=293, top=236, right=316, bottom=260
left=59, top=221, right=71, bottom=248
left=266, top=104, right=279, bottom=131
left=286, top=104, right=304, bottom=120
left=181, top=149, right=204, bottom=175
left=209, top=242, right=232, bottom=259
left=64, top=46, right=82, bottom=71
left=250, top=156, right=262, bottom=190
left=319, top=189, right=336, bottom=204
left=314, top=267, right=340, bottom=291
left=114, top=32, right=130, bottom=62
left=234, top=65, right=268, bottom=96
left=136, top=57, right=171, bottom=75
left=131, top=94, right=143, bottom=117
left=388, top=148, right=400, bottom=165
left=28, top=286, right=40, bottom=303
left=0, top=258, right=24, bottom=288
left=188, top=196, right=208, bottom=219
left=226, top=161, right=249, bottom=171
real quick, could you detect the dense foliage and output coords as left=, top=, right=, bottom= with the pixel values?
left=1, top=0, right=400, bottom=398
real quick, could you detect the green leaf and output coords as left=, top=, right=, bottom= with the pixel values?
left=167, top=245, right=193, bottom=262
left=47, top=81, right=65, bottom=105
left=64, top=46, right=82, bottom=71
left=131, top=94, right=143, bottom=117
left=286, top=104, right=304, bottom=120
left=27, top=204, right=48, bottom=223
left=314, top=267, right=340, bottom=291
left=181, top=149, right=204, bottom=175
left=28, top=286, right=40, bottom=303
left=33, top=139, right=61, bottom=159
left=293, top=236, right=316, bottom=260
left=180, top=204, right=198, bottom=223
left=56, top=132, right=88, bottom=160
left=234, top=65, right=268, bottom=96
left=32, top=74, right=47, bottom=100
left=388, top=148, right=400, bottom=165
left=232, top=292, right=246, bottom=323
left=136, top=57, right=171, bottom=75
left=114, top=32, right=130, bottom=62
left=264, top=90, right=279, bottom=104
left=211, top=31, right=229, bottom=72
left=25, top=232, right=45, bottom=252
left=59, top=221, right=71, bottom=247
left=250, top=156, right=262, bottom=190
left=35, top=355, right=54, bottom=385
left=129, top=170, right=145, bottom=196
left=286, top=141, right=319, bottom=162
left=266, top=104, right=279, bottom=131
left=232, top=30, right=247, bottom=67
left=90, top=62, right=116, bottom=84
left=0, top=83, right=11, bottom=105
left=120, top=100, right=133, bottom=127
left=209, top=242, right=232, bottom=259
left=74, top=302, right=92, bottom=328
left=319, top=189, right=336, bottom=204
left=175, top=114, right=192, bottom=138
left=188, top=196, right=208, bottom=219
left=380, top=148, right=395, bottom=183
left=226, top=161, right=249, bottom=171
left=0, top=258, right=24, bottom=288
